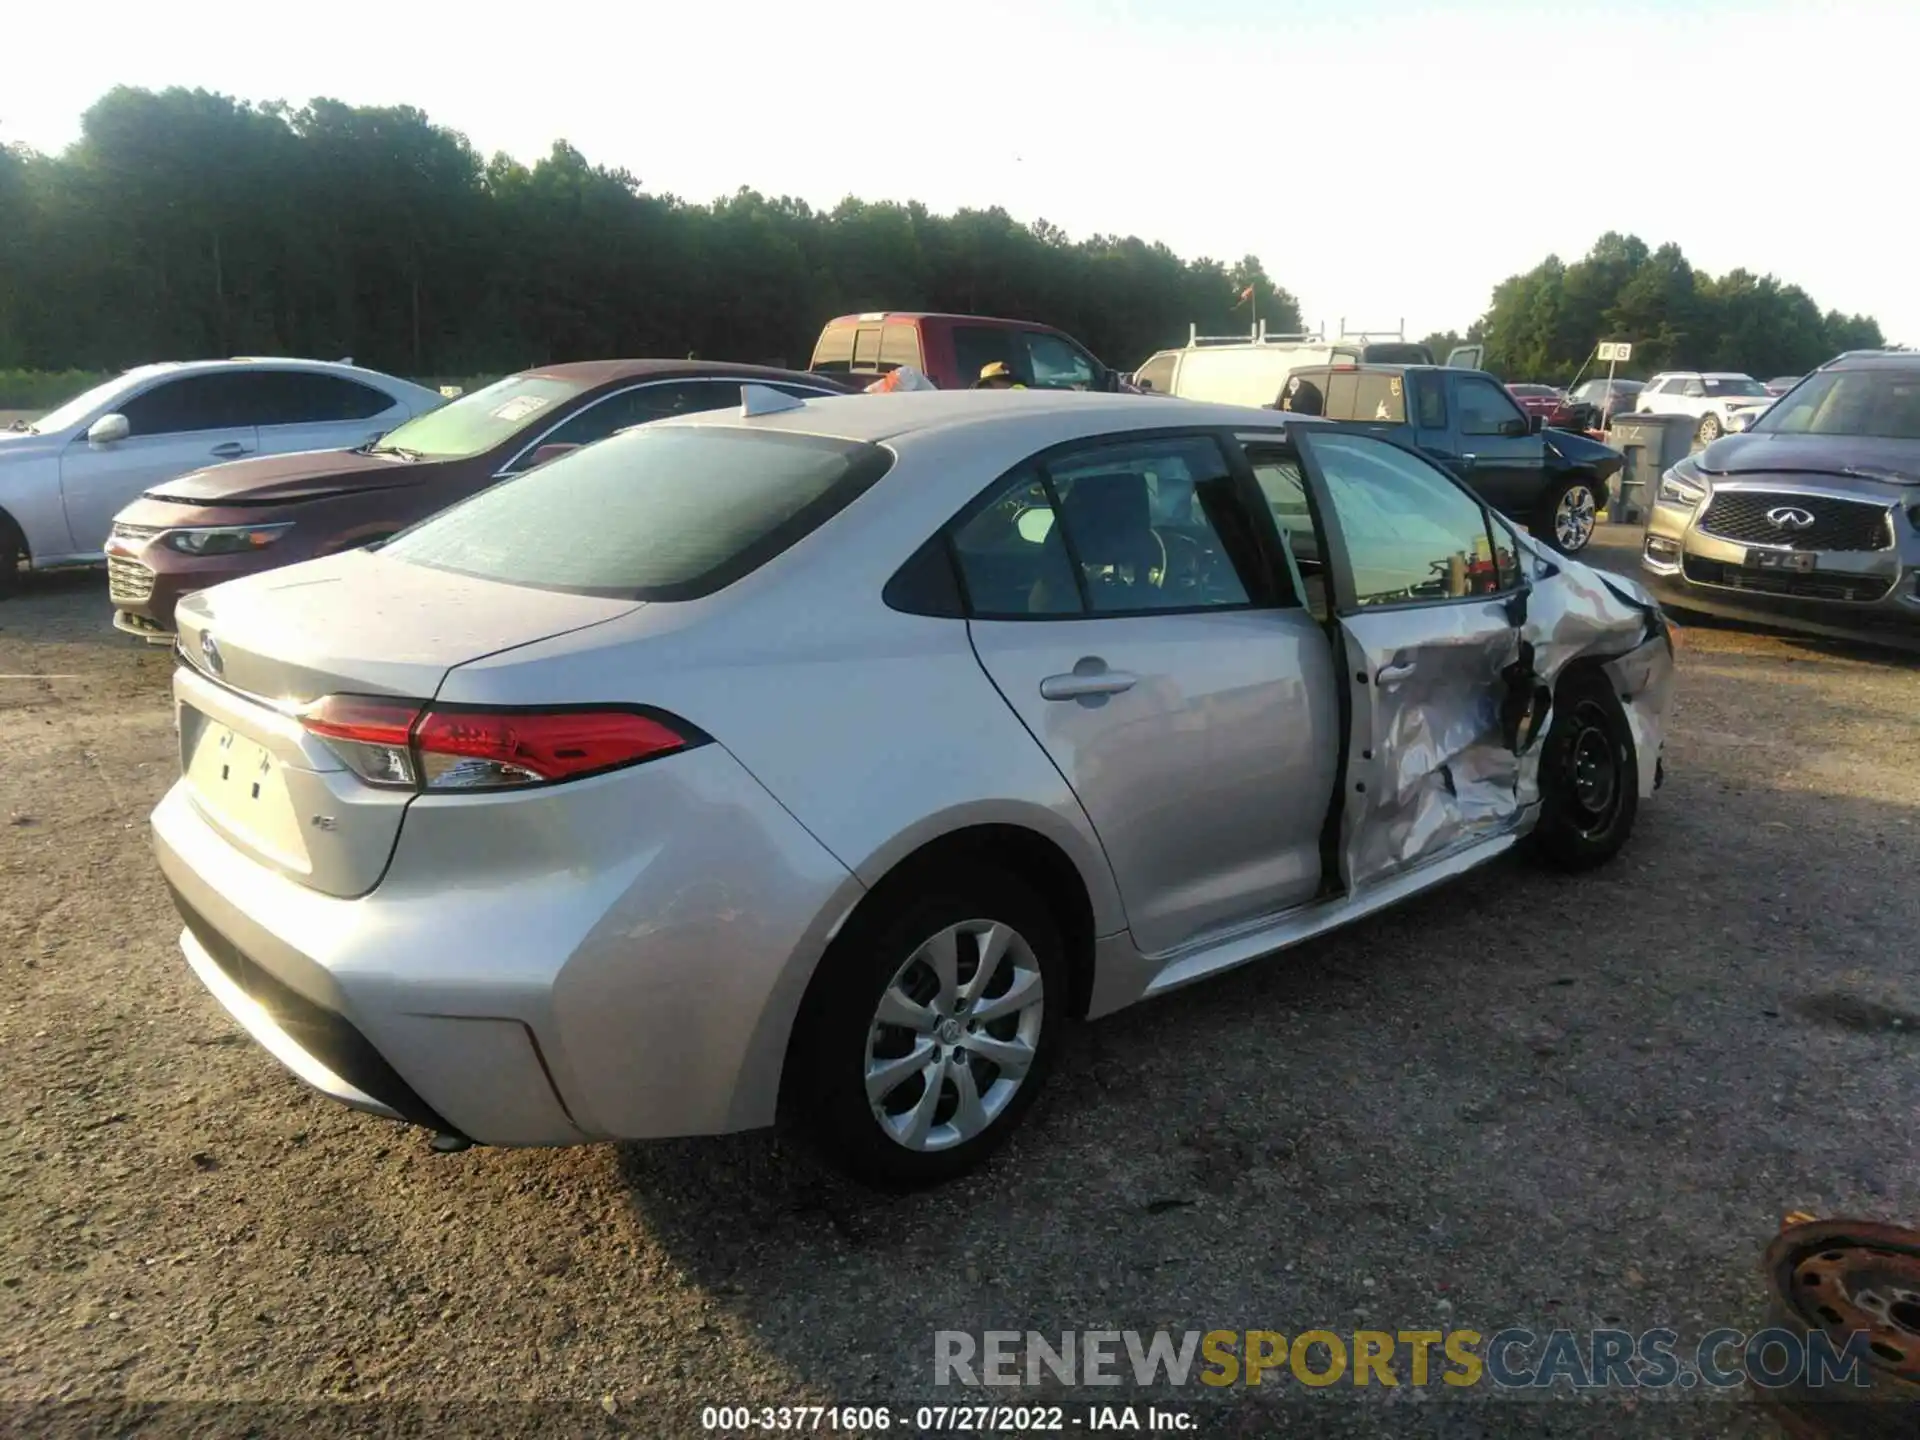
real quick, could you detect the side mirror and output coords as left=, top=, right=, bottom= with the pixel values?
left=1530, top=414, right=1546, bottom=434
left=88, top=413, right=130, bottom=446
left=525, top=442, right=579, bottom=469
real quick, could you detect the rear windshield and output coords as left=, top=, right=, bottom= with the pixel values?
left=1360, top=343, right=1432, bottom=365
left=373, top=375, right=585, bottom=460
left=381, top=425, right=894, bottom=600
left=1285, top=370, right=1407, bottom=423
left=1752, top=367, right=1920, bottom=440
left=812, top=324, right=858, bottom=372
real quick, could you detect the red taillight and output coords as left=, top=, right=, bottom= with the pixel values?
left=413, top=708, right=689, bottom=790
left=297, top=696, right=695, bottom=792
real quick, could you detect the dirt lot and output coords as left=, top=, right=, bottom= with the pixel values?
left=2, top=531, right=1917, bottom=1438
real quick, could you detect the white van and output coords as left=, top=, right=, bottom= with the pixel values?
left=1131, top=321, right=1480, bottom=409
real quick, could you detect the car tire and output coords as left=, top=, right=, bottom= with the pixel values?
left=1696, top=413, right=1722, bottom=445
left=1531, top=666, right=1639, bottom=872
left=0, top=516, right=22, bottom=600
left=1534, top=476, right=1600, bottom=554
left=787, top=864, right=1065, bottom=1189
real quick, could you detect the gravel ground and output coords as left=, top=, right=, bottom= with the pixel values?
left=2, top=530, right=1916, bottom=1439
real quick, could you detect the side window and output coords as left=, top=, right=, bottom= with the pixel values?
left=950, top=467, right=1083, bottom=617
left=1307, top=432, right=1504, bottom=608
left=1414, top=372, right=1448, bottom=428
left=878, top=323, right=922, bottom=373
left=1455, top=376, right=1527, bottom=436
left=952, top=326, right=1018, bottom=388
left=118, top=375, right=249, bottom=436
left=1248, top=450, right=1327, bottom=622
left=1682, top=378, right=1707, bottom=397
left=851, top=327, right=882, bottom=371
left=234, top=371, right=397, bottom=426
left=1022, top=332, right=1097, bottom=390
left=1491, top=516, right=1523, bottom=591
left=1045, top=436, right=1253, bottom=614
left=1134, top=354, right=1177, bottom=395
left=510, top=381, right=742, bottom=466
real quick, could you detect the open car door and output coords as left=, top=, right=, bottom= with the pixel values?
left=1289, top=427, right=1548, bottom=893
left=1444, top=344, right=1485, bottom=370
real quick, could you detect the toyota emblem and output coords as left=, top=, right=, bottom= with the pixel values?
left=200, top=631, right=224, bottom=676
left=1765, top=506, right=1816, bottom=532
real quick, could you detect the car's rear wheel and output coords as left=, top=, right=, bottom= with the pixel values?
left=1531, top=667, right=1639, bottom=871
left=788, top=866, right=1064, bottom=1188
left=1535, top=477, right=1599, bottom=554
left=1696, top=413, right=1722, bottom=445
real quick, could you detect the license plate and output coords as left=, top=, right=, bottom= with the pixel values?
left=1748, top=549, right=1815, bottom=573
left=183, top=708, right=278, bottom=809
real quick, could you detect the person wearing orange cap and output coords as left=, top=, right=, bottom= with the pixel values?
left=973, top=361, right=1026, bottom=390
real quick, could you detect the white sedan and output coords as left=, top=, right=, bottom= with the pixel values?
left=0, top=359, right=444, bottom=595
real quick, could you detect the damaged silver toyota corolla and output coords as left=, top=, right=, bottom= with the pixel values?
left=151, top=390, right=1675, bottom=1188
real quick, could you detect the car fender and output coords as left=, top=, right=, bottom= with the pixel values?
left=0, top=443, right=74, bottom=559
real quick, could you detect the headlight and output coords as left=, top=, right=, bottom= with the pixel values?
left=161, top=523, right=294, bottom=556
left=1658, top=466, right=1707, bottom=507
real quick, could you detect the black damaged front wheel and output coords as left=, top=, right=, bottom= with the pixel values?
left=1531, top=667, right=1639, bottom=871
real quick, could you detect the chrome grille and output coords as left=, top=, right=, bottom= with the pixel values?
left=1697, top=490, right=1892, bottom=551
left=107, top=555, right=155, bottom=604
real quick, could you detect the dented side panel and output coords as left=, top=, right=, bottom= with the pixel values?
left=1338, top=539, right=1675, bottom=890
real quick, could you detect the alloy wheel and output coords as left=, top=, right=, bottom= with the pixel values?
left=1554, top=484, right=1597, bottom=551
left=864, top=919, right=1045, bottom=1152
left=1697, top=414, right=1722, bottom=444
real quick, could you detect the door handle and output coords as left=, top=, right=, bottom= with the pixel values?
left=1040, top=667, right=1138, bottom=701
left=209, top=441, right=251, bottom=458
left=1377, top=661, right=1417, bottom=684
left=1459, top=453, right=1478, bottom=468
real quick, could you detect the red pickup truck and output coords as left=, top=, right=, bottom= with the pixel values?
left=810, top=312, right=1134, bottom=392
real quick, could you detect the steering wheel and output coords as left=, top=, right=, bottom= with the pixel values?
left=1153, top=530, right=1209, bottom=590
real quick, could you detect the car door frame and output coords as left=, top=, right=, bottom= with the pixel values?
left=1449, top=371, right=1550, bottom=519
left=57, top=371, right=261, bottom=557
left=245, top=367, right=409, bottom=458
left=944, top=423, right=1345, bottom=956
left=1283, top=425, right=1544, bottom=894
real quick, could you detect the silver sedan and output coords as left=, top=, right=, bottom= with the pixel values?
left=153, top=389, right=1676, bottom=1187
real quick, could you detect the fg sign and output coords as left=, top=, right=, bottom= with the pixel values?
left=1597, top=342, right=1633, bottom=362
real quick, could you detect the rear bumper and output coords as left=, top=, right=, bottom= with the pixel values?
left=151, top=742, right=865, bottom=1147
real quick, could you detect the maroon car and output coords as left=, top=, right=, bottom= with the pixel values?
left=1506, top=383, right=1590, bottom=431
left=107, top=360, right=857, bottom=639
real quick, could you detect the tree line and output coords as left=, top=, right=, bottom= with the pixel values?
left=0, top=87, right=1299, bottom=382
left=1419, top=233, right=1886, bottom=386
left=0, top=88, right=1888, bottom=389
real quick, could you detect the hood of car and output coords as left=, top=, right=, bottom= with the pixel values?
left=143, top=447, right=453, bottom=505
left=1695, top=432, right=1920, bottom=484
left=0, top=429, right=62, bottom=460
left=1545, top=428, right=1625, bottom=476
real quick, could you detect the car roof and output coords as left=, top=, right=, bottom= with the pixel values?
left=667, top=388, right=1313, bottom=445
left=513, top=359, right=848, bottom=388
left=113, top=357, right=427, bottom=386
left=1823, top=349, right=1920, bottom=370
left=819, top=312, right=1063, bottom=331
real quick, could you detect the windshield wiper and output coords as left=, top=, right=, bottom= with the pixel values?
left=370, top=443, right=424, bottom=461
left=5, top=420, right=36, bottom=434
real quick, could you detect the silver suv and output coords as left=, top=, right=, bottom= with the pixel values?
left=1641, top=351, right=1920, bottom=649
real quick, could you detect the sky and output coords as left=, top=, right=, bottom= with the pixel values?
left=7, top=0, right=1914, bottom=352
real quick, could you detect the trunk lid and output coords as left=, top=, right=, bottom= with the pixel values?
left=171, top=549, right=643, bottom=897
